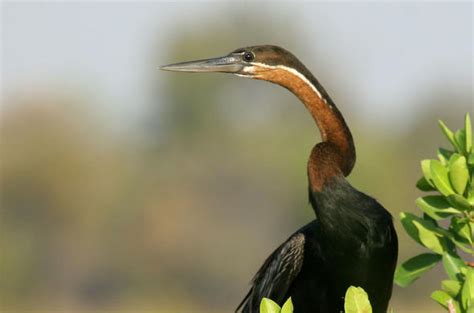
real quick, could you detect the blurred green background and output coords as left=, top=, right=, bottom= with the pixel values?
left=1, top=1, right=472, bottom=312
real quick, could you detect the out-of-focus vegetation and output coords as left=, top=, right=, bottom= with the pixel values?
left=1, top=3, right=472, bottom=313
left=395, top=114, right=474, bottom=312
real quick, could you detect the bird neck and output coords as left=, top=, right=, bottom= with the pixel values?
left=254, top=65, right=355, bottom=192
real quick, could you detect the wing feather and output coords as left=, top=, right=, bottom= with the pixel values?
left=236, top=233, right=305, bottom=313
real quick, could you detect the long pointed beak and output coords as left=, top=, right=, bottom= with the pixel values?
left=160, top=55, right=243, bottom=73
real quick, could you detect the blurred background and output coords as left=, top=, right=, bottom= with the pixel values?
left=1, top=1, right=472, bottom=312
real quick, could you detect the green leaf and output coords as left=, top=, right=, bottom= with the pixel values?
left=451, top=300, right=463, bottom=313
left=431, top=291, right=463, bottom=313
left=461, top=267, right=474, bottom=310
left=448, top=154, right=469, bottom=194
left=447, top=194, right=472, bottom=211
left=431, top=290, right=454, bottom=309
left=400, top=212, right=423, bottom=245
left=344, top=286, right=372, bottom=313
left=423, top=213, right=438, bottom=225
left=442, top=251, right=467, bottom=280
left=451, top=217, right=473, bottom=244
left=260, top=298, right=281, bottom=313
left=431, top=160, right=455, bottom=196
left=438, top=148, right=455, bottom=165
left=413, top=220, right=446, bottom=254
left=468, top=304, right=474, bottom=313
left=466, top=113, right=472, bottom=153
left=416, top=196, right=461, bottom=220
left=400, top=212, right=449, bottom=253
left=281, top=298, right=293, bottom=313
left=438, top=150, right=449, bottom=165
left=471, top=219, right=474, bottom=242
left=441, top=279, right=462, bottom=297
left=394, top=253, right=441, bottom=287
left=468, top=153, right=474, bottom=166
left=455, top=129, right=467, bottom=155
left=416, top=177, right=436, bottom=191
left=443, top=231, right=474, bottom=254
left=468, top=182, right=474, bottom=205
left=439, top=120, right=461, bottom=152
left=421, top=159, right=435, bottom=187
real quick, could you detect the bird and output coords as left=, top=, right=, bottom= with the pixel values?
left=161, top=45, right=398, bottom=313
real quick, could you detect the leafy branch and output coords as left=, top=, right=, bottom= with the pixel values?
left=395, top=113, right=474, bottom=312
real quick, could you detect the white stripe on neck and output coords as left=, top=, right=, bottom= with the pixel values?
left=246, top=62, right=325, bottom=102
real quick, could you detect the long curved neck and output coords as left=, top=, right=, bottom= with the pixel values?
left=254, top=64, right=356, bottom=192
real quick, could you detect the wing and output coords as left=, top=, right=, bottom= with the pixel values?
left=236, top=232, right=305, bottom=313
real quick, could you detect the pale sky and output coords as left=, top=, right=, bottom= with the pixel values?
left=2, top=1, right=472, bottom=130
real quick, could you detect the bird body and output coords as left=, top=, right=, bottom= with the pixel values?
left=161, top=45, right=398, bottom=313
left=238, top=176, right=397, bottom=313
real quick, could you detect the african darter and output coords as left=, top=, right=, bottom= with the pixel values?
left=161, top=45, right=398, bottom=313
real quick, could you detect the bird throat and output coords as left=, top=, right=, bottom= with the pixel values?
left=252, top=65, right=356, bottom=192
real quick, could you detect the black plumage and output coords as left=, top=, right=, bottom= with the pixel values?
left=237, top=177, right=397, bottom=313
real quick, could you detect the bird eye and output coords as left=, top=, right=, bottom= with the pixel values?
left=243, top=51, right=254, bottom=62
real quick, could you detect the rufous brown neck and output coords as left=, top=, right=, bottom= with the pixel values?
left=253, top=65, right=356, bottom=192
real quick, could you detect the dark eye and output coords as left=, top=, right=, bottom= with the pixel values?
left=243, top=51, right=254, bottom=62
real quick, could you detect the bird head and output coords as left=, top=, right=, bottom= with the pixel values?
left=160, top=45, right=308, bottom=83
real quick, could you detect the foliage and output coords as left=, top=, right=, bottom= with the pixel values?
left=395, top=113, right=474, bottom=312
left=344, top=286, right=373, bottom=313
left=260, top=297, right=294, bottom=313
left=259, top=285, right=372, bottom=313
